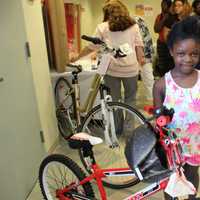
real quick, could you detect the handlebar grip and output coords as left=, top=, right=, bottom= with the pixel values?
left=81, top=35, right=104, bottom=45
left=156, top=116, right=171, bottom=127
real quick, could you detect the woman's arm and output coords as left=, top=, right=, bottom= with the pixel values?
left=163, top=26, right=171, bottom=42
left=135, top=46, right=145, bottom=66
left=133, top=24, right=145, bottom=66
left=153, top=78, right=165, bottom=108
left=70, top=24, right=102, bottom=62
left=70, top=46, right=94, bottom=62
left=154, top=14, right=168, bottom=33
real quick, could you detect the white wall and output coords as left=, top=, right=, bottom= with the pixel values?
left=63, top=0, right=161, bottom=46
left=22, top=0, right=59, bottom=151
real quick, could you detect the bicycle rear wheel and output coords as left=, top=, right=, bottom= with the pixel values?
left=54, top=77, right=76, bottom=139
left=39, top=154, right=95, bottom=200
left=79, top=102, right=146, bottom=189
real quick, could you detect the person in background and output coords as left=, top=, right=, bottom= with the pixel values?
left=192, top=0, right=200, bottom=16
left=153, top=16, right=200, bottom=200
left=163, top=0, right=192, bottom=42
left=71, top=0, right=145, bottom=108
left=134, top=16, right=155, bottom=101
left=192, top=0, right=200, bottom=69
left=154, top=0, right=173, bottom=77
left=104, top=0, right=154, bottom=101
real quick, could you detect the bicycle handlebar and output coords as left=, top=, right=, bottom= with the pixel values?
left=81, top=35, right=127, bottom=58
left=81, top=35, right=105, bottom=45
left=67, top=64, right=82, bottom=73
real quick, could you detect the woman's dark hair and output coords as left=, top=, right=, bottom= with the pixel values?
left=163, top=0, right=172, bottom=8
left=192, top=0, right=200, bottom=8
left=173, top=0, right=186, bottom=4
left=167, top=15, right=200, bottom=49
left=103, top=1, right=136, bottom=31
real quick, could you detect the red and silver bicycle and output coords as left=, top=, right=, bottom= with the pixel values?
left=39, top=106, right=196, bottom=200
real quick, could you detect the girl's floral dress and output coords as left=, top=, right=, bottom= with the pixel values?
left=163, top=71, right=200, bottom=166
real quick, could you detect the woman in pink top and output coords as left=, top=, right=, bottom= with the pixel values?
left=72, top=0, right=145, bottom=107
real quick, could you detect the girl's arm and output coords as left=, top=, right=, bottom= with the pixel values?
left=153, top=77, right=165, bottom=108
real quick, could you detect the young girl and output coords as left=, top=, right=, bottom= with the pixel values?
left=153, top=16, right=200, bottom=200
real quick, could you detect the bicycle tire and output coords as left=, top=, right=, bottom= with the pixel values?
left=39, top=154, right=95, bottom=200
left=54, top=77, right=76, bottom=139
left=78, top=101, right=146, bottom=189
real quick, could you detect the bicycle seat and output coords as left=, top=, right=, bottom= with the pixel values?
left=125, top=124, right=170, bottom=182
left=68, top=132, right=103, bottom=149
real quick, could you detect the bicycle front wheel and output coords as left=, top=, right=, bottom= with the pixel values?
left=39, top=154, right=95, bottom=200
left=79, top=102, right=146, bottom=189
left=54, top=77, right=76, bottom=139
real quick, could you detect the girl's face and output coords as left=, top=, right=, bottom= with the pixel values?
left=170, top=38, right=200, bottom=74
left=174, top=0, right=184, bottom=15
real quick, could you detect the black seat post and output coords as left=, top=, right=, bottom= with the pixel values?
left=72, top=71, right=79, bottom=85
left=68, top=139, right=96, bottom=165
left=71, top=71, right=80, bottom=122
left=99, top=83, right=111, bottom=100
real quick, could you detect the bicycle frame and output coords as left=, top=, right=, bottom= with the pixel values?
left=57, top=35, right=127, bottom=145
left=61, top=72, right=102, bottom=127
left=72, top=72, right=113, bottom=119
left=80, top=73, right=102, bottom=113
left=56, top=162, right=169, bottom=200
left=61, top=35, right=123, bottom=127
left=56, top=125, right=186, bottom=200
left=63, top=69, right=120, bottom=146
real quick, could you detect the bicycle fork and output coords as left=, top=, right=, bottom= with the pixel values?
left=99, top=84, right=119, bottom=147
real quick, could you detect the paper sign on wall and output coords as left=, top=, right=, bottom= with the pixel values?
left=144, top=5, right=153, bottom=17
left=135, top=4, right=144, bottom=16
left=135, top=4, right=153, bottom=17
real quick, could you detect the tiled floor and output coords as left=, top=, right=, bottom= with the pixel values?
left=27, top=81, right=200, bottom=200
